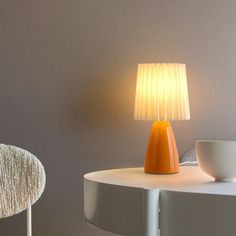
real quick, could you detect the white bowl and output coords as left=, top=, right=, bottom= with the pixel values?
left=196, top=140, right=236, bottom=182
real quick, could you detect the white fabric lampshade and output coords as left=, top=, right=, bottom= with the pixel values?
left=134, top=63, right=190, bottom=121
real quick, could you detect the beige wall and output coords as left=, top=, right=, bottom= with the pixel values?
left=0, top=0, right=236, bottom=235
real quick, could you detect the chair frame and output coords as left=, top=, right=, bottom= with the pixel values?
left=27, top=207, right=32, bottom=236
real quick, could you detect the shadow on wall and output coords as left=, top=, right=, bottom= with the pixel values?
left=66, top=70, right=136, bottom=134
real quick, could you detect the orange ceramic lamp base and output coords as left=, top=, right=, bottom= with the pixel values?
left=144, top=121, right=179, bottom=174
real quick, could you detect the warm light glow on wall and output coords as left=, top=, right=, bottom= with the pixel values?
left=134, top=63, right=190, bottom=121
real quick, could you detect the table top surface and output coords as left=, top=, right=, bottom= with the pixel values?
left=84, top=166, right=236, bottom=196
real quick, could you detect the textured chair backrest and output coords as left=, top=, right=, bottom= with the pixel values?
left=0, top=144, right=46, bottom=218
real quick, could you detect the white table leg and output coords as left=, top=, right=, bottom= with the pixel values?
left=143, top=189, right=160, bottom=236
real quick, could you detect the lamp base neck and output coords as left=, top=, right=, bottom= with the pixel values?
left=144, top=121, right=179, bottom=174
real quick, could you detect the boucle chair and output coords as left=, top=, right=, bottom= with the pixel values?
left=0, top=144, right=46, bottom=236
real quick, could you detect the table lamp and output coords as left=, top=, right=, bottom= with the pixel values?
left=134, top=63, right=190, bottom=174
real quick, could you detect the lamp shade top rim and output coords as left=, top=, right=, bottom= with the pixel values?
left=138, top=63, right=186, bottom=66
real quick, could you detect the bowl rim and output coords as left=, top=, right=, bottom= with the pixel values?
left=196, top=139, right=236, bottom=143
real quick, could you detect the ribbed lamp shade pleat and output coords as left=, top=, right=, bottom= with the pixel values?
left=134, top=63, right=190, bottom=121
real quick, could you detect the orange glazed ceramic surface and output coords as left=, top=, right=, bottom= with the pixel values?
left=144, top=121, right=179, bottom=174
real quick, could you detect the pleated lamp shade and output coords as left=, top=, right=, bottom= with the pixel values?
left=134, top=63, right=190, bottom=121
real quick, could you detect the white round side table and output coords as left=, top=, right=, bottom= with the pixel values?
left=84, top=166, right=236, bottom=236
